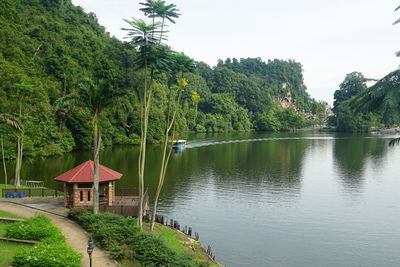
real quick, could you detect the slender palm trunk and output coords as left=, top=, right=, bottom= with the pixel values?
left=159, top=17, right=165, bottom=43
left=93, top=118, right=101, bottom=214
left=150, top=90, right=182, bottom=231
left=14, top=135, right=23, bottom=187
left=1, top=137, right=7, bottom=188
left=14, top=105, right=24, bottom=187
left=138, top=59, right=154, bottom=228
left=150, top=128, right=172, bottom=231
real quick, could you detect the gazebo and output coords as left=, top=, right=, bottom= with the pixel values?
left=54, top=160, right=122, bottom=208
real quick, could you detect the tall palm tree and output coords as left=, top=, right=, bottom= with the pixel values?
left=79, top=79, right=119, bottom=214
left=124, top=2, right=179, bottom=228
left=123, top=19, right=163, bottom=227
left=139, top=0, right=180, bottom=43
left=0, top=114, right=23, bottom=187
left=54, top=94, right=76, bottom=133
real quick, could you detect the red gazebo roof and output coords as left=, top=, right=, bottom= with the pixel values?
left=54, top=160, right=122, bottom=183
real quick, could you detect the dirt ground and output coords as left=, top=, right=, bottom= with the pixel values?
left=0, top=199, right=117, bottom=267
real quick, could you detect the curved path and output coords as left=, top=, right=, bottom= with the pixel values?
left=0, top=200, right=117, bottom=267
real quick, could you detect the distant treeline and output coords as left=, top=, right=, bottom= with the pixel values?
left=0, top=0, right=326, bottom=158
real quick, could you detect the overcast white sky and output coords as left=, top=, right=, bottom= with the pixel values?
left=72, top=0, right=399, bottom=104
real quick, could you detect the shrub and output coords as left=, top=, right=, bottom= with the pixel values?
left=6, top=215, right=62, bottom=242
left=70, top=212, right=199, bottom=265
left=13, top=242, right=82, bottom=267
left=132, top=233, right=196, bottom=267
left=70, top=212, right=139, bottom=260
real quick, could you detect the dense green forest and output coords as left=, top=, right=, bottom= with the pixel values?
left=329, top=70, right=400, bottom=132
left=0, top=0, right=326, bottom=159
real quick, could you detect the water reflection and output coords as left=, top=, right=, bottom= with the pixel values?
left=0, top=133, right=390, bottom=200
left=1, top=133, right=400, bottom=266
left=333, top=136, right=387, bottom=192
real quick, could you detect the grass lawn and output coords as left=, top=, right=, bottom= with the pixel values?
left=0, top=238, right=29, bottom=267
left=0, top=212, right=29, bottom=267
left=0, top=222, right=9, bottom=236
left=144, top=223, right=221, bottom=267
left=0, top=210, right=24, bottom=219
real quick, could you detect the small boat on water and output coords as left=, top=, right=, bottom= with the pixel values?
left=171, top=140, right=187, bottom=149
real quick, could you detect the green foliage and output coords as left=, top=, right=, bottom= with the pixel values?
left=70, top=211, right=201, bottom=266
left=255, top=110, right=282, bottom=132
left=6, top=215, right=62, bottom=242
left=276, top=108, right=306, bottom=130
left=331, top=70, right=400, bottom=131
left=5, top=214, right=81, bottom=267
left=69, top=212, right=139, bottom=259
left=353, top=70, right=400, bottom=126
left=0, top=0, right=131, bottom=158
left=255, top=108, right=308, bottom=131
left=333, top=72, right=367, bottom=111
left=333, top=105, right=366, bottom=132
left=13, top=242, right=81, bottom=267
left=0, top=0, right=325, bottom=159
left=132, top=233, right=196, bottom=267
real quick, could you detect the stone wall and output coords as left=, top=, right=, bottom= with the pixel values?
left=73, top=188, right=93, bottom=207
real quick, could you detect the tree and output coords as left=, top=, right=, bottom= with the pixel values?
left=0, top=114, right=23, bottom=187
left=12, top=84, right=34, bottom=187
left=150, top=77, right=188, bottom=231
left=353, top=70, right=400, bottom=144
left=140, top=0, right=180, bottom=43
left=79, top=79, right=120, bottom=214
left=123, top=18, right=165, bottom=228
left=333, top=72, right=367, bottom=111
left=124, top=1, right=180, bottom=228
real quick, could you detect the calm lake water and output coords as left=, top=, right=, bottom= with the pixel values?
left=1, top=132, right=400, bottom=267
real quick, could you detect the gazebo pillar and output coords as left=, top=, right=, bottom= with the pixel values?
left=63, top=183, right=68, bottom=207
left=108, top=181, right=115, bottom=206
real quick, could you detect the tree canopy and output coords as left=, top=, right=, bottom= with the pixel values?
left=0, top=0, right=325, bottom=159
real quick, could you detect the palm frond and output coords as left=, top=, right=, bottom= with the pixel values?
left=0, top=114, right=24, bottom=133
left=389, top=137, right=400, bottom=146
left=393, top=18, right=400, bottom=25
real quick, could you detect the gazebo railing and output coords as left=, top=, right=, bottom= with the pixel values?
left=100, top=188, right=148, bottom=217
left=115, top=188, right=140, bottom=196
left=9, top=179, right=45, bottom=187
left=2, top=188, right=64, bottom=198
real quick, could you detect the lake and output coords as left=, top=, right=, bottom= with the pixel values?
left=1, top=132, right=400, bottom=267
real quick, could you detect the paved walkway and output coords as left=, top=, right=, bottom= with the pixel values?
left=0, top=200, right=117, bottom=267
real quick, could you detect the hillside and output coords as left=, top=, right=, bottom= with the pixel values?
left=0, top=0, right=325, bottom=159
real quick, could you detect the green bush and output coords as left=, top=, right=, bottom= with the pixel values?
left=69, top=212, right=139, bottom=259
left=132, top=233, right=196, bottom=267
left=6, top=215, right=82, bottom=266
left=70, top=212, right=201, bottom=265
left=6, top=215, right=62, bottom=242
left=13, top=242, right=82, bottom=267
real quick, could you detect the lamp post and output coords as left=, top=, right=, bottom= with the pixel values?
left=87, top=237, right=94, bottom=267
